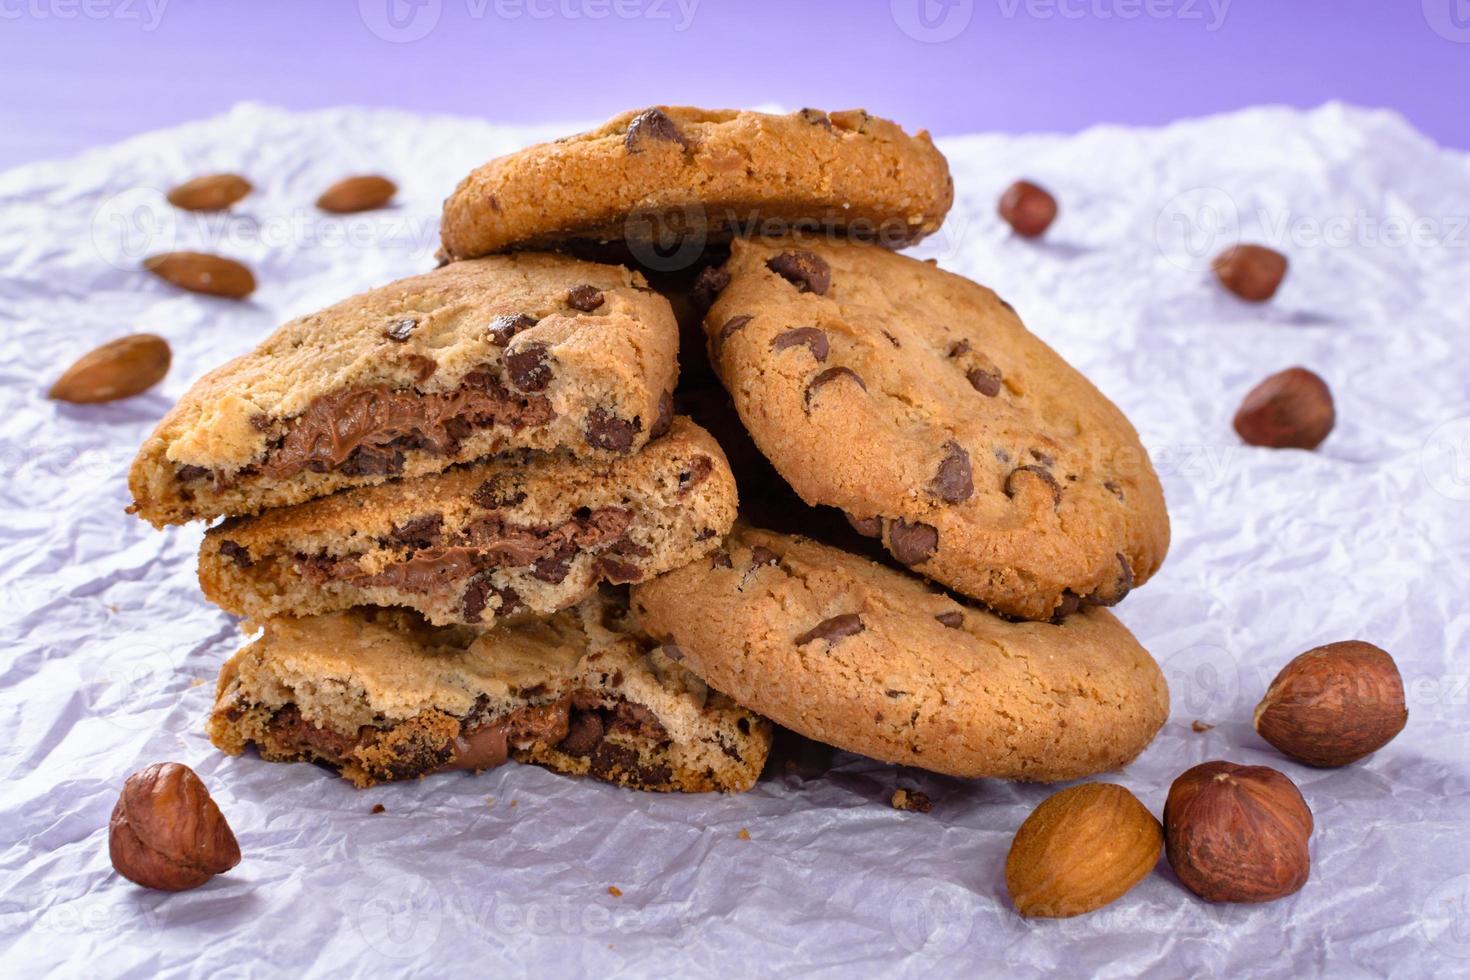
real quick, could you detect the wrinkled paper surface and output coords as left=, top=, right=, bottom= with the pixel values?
left=1, top=103, right=1468, bottom=977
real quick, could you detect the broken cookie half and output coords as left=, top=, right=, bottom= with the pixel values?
left=207, top=591, right=772, bottom=793
left=199, top=417, right=736, bottom=629
left=128, top=253, right=679, bottom=526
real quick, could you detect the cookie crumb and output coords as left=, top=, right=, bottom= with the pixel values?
left=1191, top=720, right=1215, bottom=733
left=607, top=885, right=622, bottom=898
left=891, top=789, right=933, bottom=813
left=738, top=828, right=751, bottom=841
left=189, top=677, right=207, bottom=688
left=511, top=799, right=519, bottom=808
left=485, top=795, right=495, bottom=807
left=371, top=803, right=385, bottom=815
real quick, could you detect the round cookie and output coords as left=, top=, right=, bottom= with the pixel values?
left=631, top=527, right=1169, bottom=782
left=440, top=106, right=953, bottom=261
left=700, top=237, right=1170, bottom=621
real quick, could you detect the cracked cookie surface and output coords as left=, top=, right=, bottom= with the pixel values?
left=199, top=417, right=736, bottom=628
left=440, top=106, right=953, bottom=261
left=632, top=526, right=1168, bottom=782
left=129, top=253, right=678, bottom=526
left=207, top=591, right=772, bottom=792
left=701, top=237, right=1169, bottom=621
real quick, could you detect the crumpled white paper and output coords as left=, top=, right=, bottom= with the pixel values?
left=2, top=102, right=1468, bottom=977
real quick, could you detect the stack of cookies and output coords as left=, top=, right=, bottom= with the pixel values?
left=129, top=105, right=1172, bottom=794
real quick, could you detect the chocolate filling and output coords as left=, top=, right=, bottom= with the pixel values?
left=187, top=368, right=555, bottom=487
left=291, top=506, right=641, bottom=603
left=262, top=694, right=668, bottom=781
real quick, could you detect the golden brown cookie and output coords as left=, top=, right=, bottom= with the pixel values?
left=128, top=253, right=679, bottom=526
left=199, top=417, right=736, bottom=628
left=208, top=592, right=772, bottom=792
left=632, top=527, right=1169, bottom=782
left=700, top=237, right=1169, bottom=621
left=440, top=107, right=953, bottom=262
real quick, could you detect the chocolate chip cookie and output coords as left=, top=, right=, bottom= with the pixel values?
left=701, top=237, right=1169, bottom=621
left=199, top=417, right=735, bottom=628
left=632, top=527, right=1168, bottom=782
left=440, top=107, right=953, bottom=261
left=207, top=591, right=772, bottom=792
left=128, top=253, right=679, bottom=526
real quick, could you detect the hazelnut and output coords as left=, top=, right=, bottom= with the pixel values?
left=1005, top=783, right=1163, bottom=918
left=1212, top=244, right=1287, bottom=301
left=1164, top=761, right=1312, bottom=903
left=998, top=180, right=1058, bottom=238
left=109, top=762, right=240, bottom=891
left=1254, top=641, right=1407, bottom=767
left=1233, top=367, right=1334, bottom=450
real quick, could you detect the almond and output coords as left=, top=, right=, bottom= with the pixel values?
left=166, top=173, right=252, bottom=212
left=1005, top=783, right=1162, bottom=918
left=316, top=175, right=397, bottom=214
left=48, top=334, right=171, bottom=404
left=144, top=252, right=256, bottom=299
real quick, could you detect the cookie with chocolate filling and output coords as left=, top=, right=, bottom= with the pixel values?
left=199, top=417, right=735, bottom=628
left=207, top=592, right=772, bottom=792
left=702, top=237, right=1170, bottom=621
left=632, top=527, right=1169, bottom=782
left=440, top=106, right=953, bottom=262
left=128, top=253, right=679, bottom=526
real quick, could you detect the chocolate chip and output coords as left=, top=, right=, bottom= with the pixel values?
left=967, top=368, right=1002, bottom=397
left=691, top=266, right=731, bottom=312
left=714, top=314, right=751, bottom=351
left=559, top=711, right=604, bottom=757
left=771, top=327, right=829, bottom=362
left=625, top=108, right=688, bottom=152
left=405, top=353, right=438, bottom=383
left=597, top=556, right=643, bottom=584
left=930, top=441, right=973, bottom=503
left=217, top=540, right=253, bottom=569
left=1052, top=591, right=1082, bottom=622
left=766, top=251, right=830, bottom=295
left=677, top=455, right=714, bottom=496
left=488, top=313, right=538, bottom=347
left=472, top=477, right=527, bottom=510
left=949, top=340, right=972, bottom=357
left=533, top=541, right=577, bottom=584
left=1030, top=449, right=1055, bottom=466
left=794, top=613, right=865, bottom=647
left=176, top=464, right=208, bottom=482
left=1086, top=553, right=1134, bottom=607
left=585, top=407, right=640, bottom=452
left=749, top=546, right=779, bottom=568
left=846, top=513, right=882, bottom=538
left=649, top=390, right=674, bottom=439
left=804, top=366, right=866, bottom=410
left=387, top=514, right=443, bottom=550
left=935, top=611, right=963, bottom=629
left=1104, top=480, right=1125, bottom=502
left=567, top=284, right=604, bottom=312
left=386, top=317, right=416, bottom=342
left=797, top=108, right=832, bottom=129
left=660, top=643, right=685, bottom=662
left=1004, top=465, right=1062, bottom=508
left=505, top=342, right=552, bottom=392
left=710, top=550, right=733, bottom=569
left=887, top=520, right=938, bottom=566
left=462, top=578, right=519, bottom=623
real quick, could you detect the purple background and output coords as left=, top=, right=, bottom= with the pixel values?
left=1, top=0, right=1466, bottom=168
